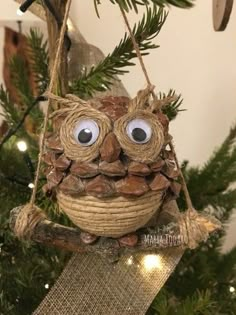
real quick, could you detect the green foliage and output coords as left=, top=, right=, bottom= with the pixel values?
left=0, top=183, right=70, bottom=315
left=27, top=28, right=49, bottom=94
left=9, top=56, right=34, bottom=106
left=160, top=89, right=184, bottom=121
left=0, top=86, right=20, bottom=126
left=0, top=28, right=49, bottom=146
left=94, top=0, right=194, bottom=14
left=0, top=28, right=70, bottom=314
left=0, top=142, right=70, bottom=315
left=179, top=125, right=236, bottom=215
left=150, top=289, right=215, bottom=315
left=70, top=6, right=167, bottom=97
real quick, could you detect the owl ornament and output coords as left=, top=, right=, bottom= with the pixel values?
left=42, top=87, right=221, bottom=248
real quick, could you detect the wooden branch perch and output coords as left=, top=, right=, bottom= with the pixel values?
left=9, top=205, right=186, bottom=256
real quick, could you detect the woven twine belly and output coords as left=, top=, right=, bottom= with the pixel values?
left=57, top=190, right=163, bottom=237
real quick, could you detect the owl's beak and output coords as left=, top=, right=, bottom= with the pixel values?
left=99, top=132, right=121, bottom=163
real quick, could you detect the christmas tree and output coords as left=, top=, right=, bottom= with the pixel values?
left=0, top=0, right=235, bottom=314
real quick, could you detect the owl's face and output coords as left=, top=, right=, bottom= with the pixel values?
left=43, top=90, right=180, bottom=237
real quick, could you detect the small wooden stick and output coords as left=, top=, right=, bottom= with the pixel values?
left=10, top=204, right=187, bottom=255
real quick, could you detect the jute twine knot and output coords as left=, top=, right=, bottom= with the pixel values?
left=179, top=208, right=222, bottom=249
left=45, top=92, right=88, bottom=112
left=129, top=84, right=155, bottom=112
left=14, top=204, right=46, bottom=240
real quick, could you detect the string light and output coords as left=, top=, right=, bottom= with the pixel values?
left=229, top=286, right=235, bottom=293
left=17, top=140, right=27, bottom=152
left=143, top=254, right=162, bottom=271
left=16, top=9, right=24, bottom=16
left=45, top=284, right=49, bottom=289
left=67, top=19, right=73, bottom=32
left=17, top=141, right=35, bottom=178
left=126, top=256, right=133, bottom=266
left=28, top=183, right=35, bottom=189
left=17, top=0, right=36, bottom=16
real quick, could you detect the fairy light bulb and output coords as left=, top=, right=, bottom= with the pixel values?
left=67, top=19, right=73, bottom=32
left=143, top=254, right=162, bottom=271
left=17, top=140, right=27, bottom=152
left=229, top=286, right=235, bottom=293
left=28, top=183, right=35, bottom=189
left=17, top=8, right=24, bottom=16
left=17, top=0, right=36, bottom=16
left=126, top=256, right=133, bottom=266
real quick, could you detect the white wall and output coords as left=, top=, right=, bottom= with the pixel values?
left=1, top=0, right=236, bottom=251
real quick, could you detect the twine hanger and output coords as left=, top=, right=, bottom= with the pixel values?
left=30, top=0, right=72, bottom=207
left=119, top=4, right=193, bottom=211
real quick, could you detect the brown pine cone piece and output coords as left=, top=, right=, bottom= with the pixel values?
left=71, top=162, right=99, bottom=178
left=85, top=175, right=115, bottom=198
left=99, top=160, right=126, bottom=177
left=59, top=174, right=84, bottom=195
left=116, top=175, right=149, bottom=196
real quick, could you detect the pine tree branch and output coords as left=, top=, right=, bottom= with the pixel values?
left=27, top=28, right=49, bottom=94
left=160, top=90, right=185, bottom=121
left=0, top=96, right=47, bottom=151
left=181, top=124, right=236, bottom=217
left=175, top=290, right=215, bottom=315
left=95, top=0, right=195, bottom=14
left=216, top=247, right=236, bottom=283
left=0, top=85, right=20, bottom=125
left=70, top=6, right=167, bottom=97
left=9, top=55, right=35, bottom=106
left=0, top=172, right=29, bottom=187
left=150, top=289, right=215, bottom=315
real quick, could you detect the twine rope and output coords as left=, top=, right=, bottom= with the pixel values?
left=119, top=5, right=152, bottom=87
left=119, top=5, right=193, bottom=211
left=169, top=142, right=193, bottom=209
left=30, top=0, right=72, bottom=207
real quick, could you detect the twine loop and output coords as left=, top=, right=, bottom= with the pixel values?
left=14, top=204, right=46, bottom=239
left=14, top=0, right=72, bottom=237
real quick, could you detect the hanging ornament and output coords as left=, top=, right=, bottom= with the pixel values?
left=40, top=87, right=220, bottom=248
left=10, top=1, right=222, bottom=314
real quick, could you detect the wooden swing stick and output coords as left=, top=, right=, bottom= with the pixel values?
left=10, top=202, right=187, bottom=255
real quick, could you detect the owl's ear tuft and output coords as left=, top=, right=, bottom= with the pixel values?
left=128, top=85, right=154, bottom=112
left=128, top=86, right=179, bottom=116
left=149, top=93, right=179, bottom=113
left=48, top=93, right=90, bottom=121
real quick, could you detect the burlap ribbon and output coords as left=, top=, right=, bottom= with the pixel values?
left=34, top=250, right=184, bottom=315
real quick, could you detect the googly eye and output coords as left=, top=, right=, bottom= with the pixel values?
left=74, top=119, right=99, bottom=146
left=126, top=119, right=152, bottom=144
